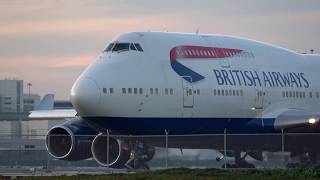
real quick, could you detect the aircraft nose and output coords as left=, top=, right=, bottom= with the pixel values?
left=70, top=77, right=101, bottom=116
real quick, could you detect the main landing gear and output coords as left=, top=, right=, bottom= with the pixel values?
left=124, top=140, right=155, bottom=170
left=219, top=151, right=255, bottom=168
left=287, top=151, right=320, bottom=168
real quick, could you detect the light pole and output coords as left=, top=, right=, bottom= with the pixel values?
left=27, top=83, right=32, bottom=96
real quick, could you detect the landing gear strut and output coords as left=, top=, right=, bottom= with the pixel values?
left=222, top=151, right=255, bottom=168
left=124, top=140, right=155, bottom=170
left=287, top=151, right=320, bottom=168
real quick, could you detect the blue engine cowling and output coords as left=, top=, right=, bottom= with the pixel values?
left=46, top=117, right=98, bottom=161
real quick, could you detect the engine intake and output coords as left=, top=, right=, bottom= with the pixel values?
left=46, top=127, right=73, bottom=159
left=91, top=133, right=130, bottom=168
left=46, top=117, right=97, bottom=161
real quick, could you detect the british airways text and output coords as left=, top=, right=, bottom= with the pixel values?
left=213, top=69, right=309, bottom=88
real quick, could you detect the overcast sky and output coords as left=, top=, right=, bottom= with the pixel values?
left=0, top=0, right=319, bottom=100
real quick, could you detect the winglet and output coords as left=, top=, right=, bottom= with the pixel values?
left=36, top=94, right=54, bottom=110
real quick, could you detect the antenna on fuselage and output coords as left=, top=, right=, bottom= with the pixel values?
left=310, top=49, right=314, bottom=54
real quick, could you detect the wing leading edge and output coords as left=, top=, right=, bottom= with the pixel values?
left=28, top=94, right=77, bottom=120
left=274, top=109, right=320, bottom=130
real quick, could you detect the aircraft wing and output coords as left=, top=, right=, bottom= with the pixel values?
left=274, top=109, right=320, bottom=130
left=29, top=109, right=77, bottom=119
left=28, top=94, right=77, bottom=120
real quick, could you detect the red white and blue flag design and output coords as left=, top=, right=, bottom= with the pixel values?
left=170, top=46, right=243, bottom=83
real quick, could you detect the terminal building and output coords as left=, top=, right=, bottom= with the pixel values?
left=0, top=79, right=24, bottom=113
left=0, top=79, right=40, bottom=120
left=0, top=79, right=80, bottom=167
left=0, top=79, right=72, bottom=136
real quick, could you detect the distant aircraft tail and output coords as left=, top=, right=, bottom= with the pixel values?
left=36, top=94, right=54, bottom=110
left=30, top=94, right=77, bottom=120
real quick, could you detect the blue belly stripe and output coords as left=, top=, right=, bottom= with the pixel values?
left=83, top=117, right=276, bottom=135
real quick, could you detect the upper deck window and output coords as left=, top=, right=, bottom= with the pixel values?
left=104, top=42, right=143, bottom=53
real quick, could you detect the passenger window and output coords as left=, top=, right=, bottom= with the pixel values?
left=150, top=88, right=154, bottom=95
left=221, top=90, right=224, bottom=96
left=128, top=88, right=132, bottom=94
left=134, top=88, right=138, bottom=94
left=103, top=88, right=107, bottom=94
left=213, top=89, right=216, bottom=96
left=139, top=88, right=143, bottom=94
left=109, top=88, right=114, bottom=94
left=165, top=88, right=168, bottom=95
left=134, top=43, right=143, bottom=52
left=170, top=88, right=173, bottom=95
left=122, top=88, right=126, bottom=94
left=232, top=90, right=236, bottom=96
left=236, top=90, right=239, bottom=96
left=217, top=89, right=220, bottom=96
left=155, top=88, right=159, bottom=95
left=309, top=92, right=312, bottom=98
left=225, top=90, right=228, bottom=96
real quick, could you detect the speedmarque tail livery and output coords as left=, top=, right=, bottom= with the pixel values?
left=30, top=32, right=320, bottom=168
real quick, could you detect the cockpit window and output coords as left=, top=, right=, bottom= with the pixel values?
left=134, top=43, right=143, bottom=52
left=130, top=43, right=137, bottom=51
left=105, top=43, right=114, bottom=52
left=112, top=43, right=130, bottom=52
left=104, top=42, right=143, bottom=53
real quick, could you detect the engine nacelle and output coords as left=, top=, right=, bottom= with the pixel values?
left=91, top=133, right=131, bottom=168
left=46, top=117, right=97, bottom=161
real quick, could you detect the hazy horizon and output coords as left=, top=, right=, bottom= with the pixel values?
left=1, top=0, right=320, bottom=100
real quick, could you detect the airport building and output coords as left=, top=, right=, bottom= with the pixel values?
left=0, top=79, right=41, bottom=120
left=23, top=94, right=40, bottom=113
left=0, top=79, right=24, bottom=113
left=0, top=80, right=75, bottom=167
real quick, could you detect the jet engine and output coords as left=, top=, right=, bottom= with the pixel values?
left=46, top=117, right=97, bottom=161
left=91, top=133, right=131, bottom=168
left=91, top=133, right=156, bottom=169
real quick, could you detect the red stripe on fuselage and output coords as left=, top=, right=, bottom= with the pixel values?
left=170, top=46, right=242, bottom=61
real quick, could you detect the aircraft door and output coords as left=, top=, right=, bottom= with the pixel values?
left=254, top=82, right=264, bottom=111
left=182, top=76, right=194, bottom=108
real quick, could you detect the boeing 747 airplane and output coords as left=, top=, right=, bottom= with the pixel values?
left=30, top=32, right=320, bottom=169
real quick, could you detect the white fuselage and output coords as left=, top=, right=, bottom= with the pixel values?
left=69, top=32, right=320, bottom=134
